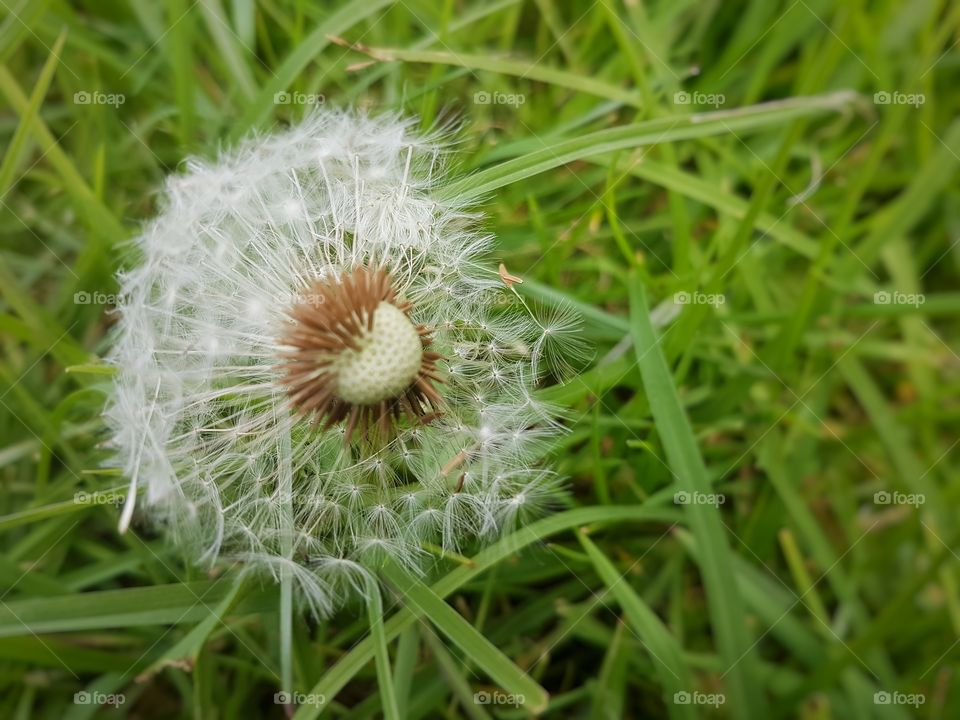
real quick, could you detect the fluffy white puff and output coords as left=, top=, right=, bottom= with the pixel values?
left=105, top=110, right=577, bottom=615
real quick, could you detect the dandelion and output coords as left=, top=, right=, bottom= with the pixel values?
left=105, top=109, right=578, bottom=616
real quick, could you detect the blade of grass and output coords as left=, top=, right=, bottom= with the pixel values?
left=198, top=0, right=257, bottom=99
left=381, top=561, right=548, bottom=714
left=231, top=0, right=395, bottom=137
left=292, top=505, right=679, bottom=720
left=391, top=624, right=419, bottom=718
left=347, top=45, right=643, bottom=107
left=838, top=354, right=960, bottom=632
left=0, top=0, right=55, bottom=64
left=674, top=528, right=912, bottom=718
left=279, top=415, right=295, bottom=704
left=421, top=627, right=491, bottom=720
left=595, top=156, right=818, bottom=258
left=0, top=578, right=274, bottom=636
left=756, top=434, right=879, bottom=635
left=0, top=485, right=125, bottom=532
left=0, top=69, right=125, bottom=242
left=137, top=573, right=247, bottom=681
left=577, top=530, right=696, bottom=720
left=366, top=575, right=401, bottom=720
left=852, top=119, right=960, bottom=267
left=628, top=273, right=767, bottom=718
left=0, top=260, right=88, bottom=367
left=0, top=29, right=66, bottom=198
left=165, top=0, right=197, bottom=146
left=587, top=618, right=628, bottom=720
left=777, top=528, right=830, bottom=631
left=442, top=92, right=856, bottom=201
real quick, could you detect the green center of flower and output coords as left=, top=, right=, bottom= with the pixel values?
left=335, top=301, right=424, bottom=405
left=278, top=267, right=443, bottom=443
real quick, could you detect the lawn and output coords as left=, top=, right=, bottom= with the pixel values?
left=1, top=0, right=958, bottom=718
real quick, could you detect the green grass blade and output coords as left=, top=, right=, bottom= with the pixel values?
left=0, top=70, right=125, bottom=242
left=231, top=0, right=395, bottom=137
left=198, top=0, right=258, bottom=99
left=628, top=273, right=766, bottom=718
left=442, top=92, right=856, bottom=201
left=292, top=506, right=678, bottom=720
left=0, top=29, right=66, bottom=199
left=0, top=578, right=273, bottom=636
left=421, top=627, right=491, bottom=720
left=391, top=624, right=419, bottom=718
left=137, top=573, right=247, bottom=681
left=349, top=46, right=643, bottom=107
left=577, top=530, right=696, bottom=719
left=382, top=562, right=548, bottom=714
left=366, top=575, right=401, bottom=720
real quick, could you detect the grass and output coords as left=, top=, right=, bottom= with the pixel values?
left=1, top=0, right=959, bottom=718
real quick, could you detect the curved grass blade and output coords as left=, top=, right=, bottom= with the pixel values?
left=382, top=561, right=548, bottom=714
left=136, top=573, right=247, bottom=682
left=343, top=46, right=644, bottom=107
left=577, top=530, right=696, bottom=720
left=292, top=505, right=679, bottom=719
left=442, top=92, right=856, bottom=201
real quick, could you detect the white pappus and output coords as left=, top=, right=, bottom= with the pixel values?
left=105, top=109, right=583, bottom=616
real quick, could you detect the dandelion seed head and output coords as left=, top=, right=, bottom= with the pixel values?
left=106, top=109, right=578, bottom=616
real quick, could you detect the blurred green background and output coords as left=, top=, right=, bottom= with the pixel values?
left=1, top=0, right=959, bottom=718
